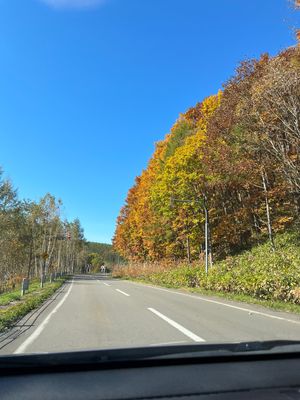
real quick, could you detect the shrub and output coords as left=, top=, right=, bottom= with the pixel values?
left=113, top=230, right=300, bottom=304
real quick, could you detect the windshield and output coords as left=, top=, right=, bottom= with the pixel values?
left=1, top=0, right=300, bottom=357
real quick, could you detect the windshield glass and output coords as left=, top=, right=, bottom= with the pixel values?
left=1, top=0, right=300, bottom=356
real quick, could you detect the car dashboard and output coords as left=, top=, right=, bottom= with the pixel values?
left=1, top=342, right=300, bottom=400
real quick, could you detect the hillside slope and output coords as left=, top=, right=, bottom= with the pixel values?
left=114, top=228, right=300, bottom=310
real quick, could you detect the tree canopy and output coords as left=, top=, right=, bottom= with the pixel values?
left=114, top=47, right=300, bottom=264
left=0, top=170, right=86, bottom=291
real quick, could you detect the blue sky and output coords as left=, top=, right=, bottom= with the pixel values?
left=0, top=0, right=298, bottom=243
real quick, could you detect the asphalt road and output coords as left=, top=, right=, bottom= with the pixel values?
left=1, top=274, right=300, bottom=355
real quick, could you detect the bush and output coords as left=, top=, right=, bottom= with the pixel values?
left=113, top=230, right=300, bottom=304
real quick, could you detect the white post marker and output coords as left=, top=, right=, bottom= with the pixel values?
left=148, top=307, right=205, bottom=343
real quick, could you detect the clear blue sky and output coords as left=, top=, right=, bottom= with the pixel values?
left=0, top=0, right=298, bottom=243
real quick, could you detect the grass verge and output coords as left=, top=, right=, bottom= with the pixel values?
left=0, top=278, right=67, bottom=332
left=0, top=279, right=56, bottom=307
left=124, top=277, right=300, bottom=315
left=114, top=229, right=300, bottom=315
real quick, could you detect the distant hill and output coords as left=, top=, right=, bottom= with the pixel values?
left=85, top=242, right=122, bottom=266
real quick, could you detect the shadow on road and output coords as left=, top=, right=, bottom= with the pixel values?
left=0, top=281, right=71, bottom=351
left=0, top=275, right=119, bottom=352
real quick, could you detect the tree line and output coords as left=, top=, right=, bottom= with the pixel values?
left=86, top=242, right=123, bottom=272
left=113, top=46, right=300, bottom=264
left=0, top=169, right=86, bottom=292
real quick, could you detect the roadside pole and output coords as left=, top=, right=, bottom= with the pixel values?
left=204, top=205, right=208, bottom=275
left=170, top=195, right=210, bottom=274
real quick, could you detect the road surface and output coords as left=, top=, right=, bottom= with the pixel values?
left=1, top=274, right=300, bottom=355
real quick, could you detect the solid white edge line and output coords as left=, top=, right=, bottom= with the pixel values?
left=14, top=281, right=74, bottom=354
left=148, top=307, right=205, bottom=343
left=115, top=289, right=130, bottom=297
left=128, top=282, right=300, bottom=325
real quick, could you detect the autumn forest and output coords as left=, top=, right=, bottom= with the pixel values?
left=113, top=47, right=300, bottom=266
